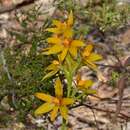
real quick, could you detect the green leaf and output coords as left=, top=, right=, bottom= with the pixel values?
left=85, top=89, right=97, bottom=95
left=42, top=70, right=58, bottom=81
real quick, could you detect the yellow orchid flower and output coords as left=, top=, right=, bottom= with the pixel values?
left=42, top=60, right=60, bottom=81
left=35, top=78, right=74, bottom=121
left=44, top=36, right=84, bottom=61
left=82, top=44, right=102, bottom=70
left=46, top=11, right=73, bottom=38
left=76, top=74, right=95, bottom=93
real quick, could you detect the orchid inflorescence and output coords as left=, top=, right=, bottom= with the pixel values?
left=34, top=11, right=102, bottom=125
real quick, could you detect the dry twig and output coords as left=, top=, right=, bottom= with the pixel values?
left=0, top=0, right=37, bottom=14
left=113, top=76, right=127, bottom=122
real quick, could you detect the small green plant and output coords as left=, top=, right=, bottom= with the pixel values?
left=109, top=71, right=120, bottom=87
left=0, top=6, right=53, bottom=124
left=85, top=0, right=129, bottom=32
left=55, top=0, right=129, bottom=33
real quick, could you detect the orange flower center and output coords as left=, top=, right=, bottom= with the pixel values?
left=63, top=39, right=70, bottom=47
left=52, top=97, right=62, bottom=106
left=78, top=80, right=86, bottom=86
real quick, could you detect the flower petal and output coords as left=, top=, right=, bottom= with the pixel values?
left=60, top=106, right=68, bottom=120
left=55, top=78, right=63, bottom=98
left=78, top=80, right=93, bottom=89
left=71, top=40, right=84, bottom=47
left=45, top=64, right=57, bottom=71
left=35, top=93, right=53, bottom=103
left=85, top=89, right=97, bottom=94
left=77, top=79, right=86, bottom=86
left=64, top=28, right=73, bottom=38
left=46, top=28, right=60, bottom=34
left=42, top=69, right=59, bottom=81
left=67, top=11, right=73, bottom=26
left=69, top=47, right=77, bottom=57
left=84, top=80, right=93, bottom=88
left=59, top=48, right=68, bottom=61
left=87, top=53, right=102, bottom=62
left=62, top=98, right=74, bottom=105
left=50, top=106, right=59, bottom=121
left=45, top=45, right=63, bottom=55
left=52, top=20, right=62, bottom=27
left=83, top=44, right=93, bottom=57
left=35, top=103, right=54, bottom=116
left=47, top=37, right=62, bottom=44
left=84, top=60, right=97, bottom=71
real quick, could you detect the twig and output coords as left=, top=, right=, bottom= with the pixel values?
left=82, top=103, right=129, bottom=119
left=88, top=97, right=100, bottom=130
left=96, top=63, right=121, bottom=69
left=109, top=47, right=128, bottom=72
left=71, top=103, right=130, bottom=119
left=0, top=50, right=12, bottom=81
left=0, top=0, right=37, bottom=14
left=113, top=76, right=126, bottom=122
left=0, top=49, right=17, bottom=108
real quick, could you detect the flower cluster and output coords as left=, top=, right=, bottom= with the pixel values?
left=35, top=78, right=74, bottom=121
left=34, top=11, right=102, bottom=123
left=43, top=11, right=84, bottom=62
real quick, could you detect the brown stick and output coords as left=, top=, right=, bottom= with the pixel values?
left=0, top=0, right=36, bottom=14
left=113, top=76, right=127, bottom=122
left=71, top=103, right=130, bottom=119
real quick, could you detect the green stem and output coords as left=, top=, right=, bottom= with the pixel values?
left=65, top=56, right=73, bottom=97
left=67, top=75, right=73, bottom=97
left=75, top=92, right=85, bottom=100
left=61, top=118, right=67, bottom=130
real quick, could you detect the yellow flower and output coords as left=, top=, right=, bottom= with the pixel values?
left=46, top=11, right=73, bottom=38
left=44, top=36, right=84, bottom=61
left=76, top=74, right=93, bottom=90
left=35, top=78, right=74, bottom=121
left=76, top=74, right=96, bottom=94
left=42, top=60, right=60, bottom=81
left=82, top=44, right=102, bottom=70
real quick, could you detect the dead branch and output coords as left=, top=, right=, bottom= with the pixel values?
left=0, top=0, right=36, bottom=14
left=71, top=103, right=130, bottom=120
left=113, top=76, right=127, bottom=122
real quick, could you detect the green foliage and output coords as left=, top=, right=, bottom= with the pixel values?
left=55, top=0, right=129, bottom=32
left=0, top=6, right=54, bottom=123
left=109, top=71, right=120, bottom=87
left=84, top=0, right=129, bottom=32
